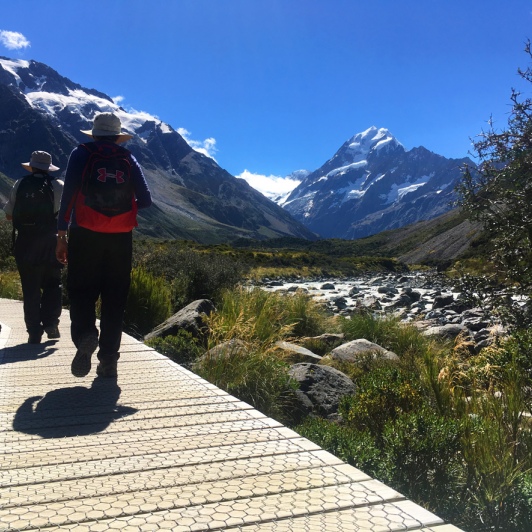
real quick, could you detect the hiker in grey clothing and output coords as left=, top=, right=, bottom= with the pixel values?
left=4, top=151, right=64, bottom=343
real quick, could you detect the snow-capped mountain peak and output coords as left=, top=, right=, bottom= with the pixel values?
left=345, top=126, right=400, bottom=157
left=332, top=126, right=403, bottom=166
left=281, top=127, right=473, bottom=239
left=0, top=57, right=182, bottom=147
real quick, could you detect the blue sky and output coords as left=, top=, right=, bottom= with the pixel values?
left=1, top=1, right=531, bottom=196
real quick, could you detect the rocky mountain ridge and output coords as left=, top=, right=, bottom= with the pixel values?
left=0, top=57, right=315, bottom=243
left=282, top=127, right=474, bottom=240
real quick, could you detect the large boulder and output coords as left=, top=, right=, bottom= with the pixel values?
left=200, top=339, right=248, bottom=360
left=422, top=323, right=469, bottom=340
left=288, top=363, right=356, bottom=419
left=432, top=294, right=454, bottom=309
left=300, top=333, right=345, bottom=349
left=144, top=299, right=215, bottom=343
left=326, top=339, right=399, bottom=364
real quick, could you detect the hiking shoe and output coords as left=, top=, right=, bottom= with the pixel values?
left=44, top=325, right=60, bottom=339
left=71, top=334, right=99, bottom=378
left=28, top=332, right=42, bottom=344
left=96, top=359, right=118, bottom=378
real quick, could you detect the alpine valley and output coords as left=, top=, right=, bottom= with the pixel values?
left=0, top=57, right=474, bottom=245
left=0, top=57, right=315, bottom=243
left=280, top=127, right=474, bottom=240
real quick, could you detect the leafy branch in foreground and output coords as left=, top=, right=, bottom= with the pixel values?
left=456, top=41, right=532, bottom=327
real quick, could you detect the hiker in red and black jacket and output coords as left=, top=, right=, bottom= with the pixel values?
left=56, top=112, right=152, bottom=379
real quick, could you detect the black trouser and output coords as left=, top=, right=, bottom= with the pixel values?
left=67, top=227, right=132, bottom=361
left=14, top=232, right=62, bottom=336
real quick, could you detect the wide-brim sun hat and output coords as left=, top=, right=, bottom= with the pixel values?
left=21, top=151, right=60, bottom=172
left=81, top=112, right=133, bottom=143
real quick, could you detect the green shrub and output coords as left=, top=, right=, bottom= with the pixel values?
left=283, top=290, right=330, bottom=338
left=124, top=267, right=172, bottom=338
left=193, top=344, right=298, bottom=425
left=380, top=409, right=463, bottom=518
left=431, top=340, right=532, bottom=531
left=207, top=287, right=287, bottom=346
left=145, top=330, right=202, bottom=369
left=0, top=271, right=21, bottom=299
left=505, top=472, right=532, bottom=532
left=0, top=220, right=16, bottom=271
left=295, top=417, right=381, bottom=472
left=171, top=250, right=245, bottom=308
left=136, top=245, right=247, bottom=310
left=300, top=336, right=344, bottom=357
left=339, top=362, right=425, bottom=438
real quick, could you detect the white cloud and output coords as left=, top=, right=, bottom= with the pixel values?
left=112, top=95, right=125, bottom=105
left=0, top=30, right=30, bottom=50
left=178, top=128, right=218, bottom=160
left=236, top=169, right=301, bottom=201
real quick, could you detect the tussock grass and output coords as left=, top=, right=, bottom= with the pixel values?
left=338, top=311, right=436, bottom=368
left=191, top=286, right=332, bottom=424
left=0, top=271, right=21, bottom=300
left=124, top=267, right=172, bottom=338
left=205, top=286, right=330, bottom=349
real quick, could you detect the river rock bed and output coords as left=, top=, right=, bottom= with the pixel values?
left=256, top=271, right=504, bottom=350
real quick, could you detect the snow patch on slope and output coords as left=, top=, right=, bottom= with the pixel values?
left=380, top=174, right=433, bottom=204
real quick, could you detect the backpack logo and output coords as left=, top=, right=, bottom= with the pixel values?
left=97, top=167, right=125, bottom=183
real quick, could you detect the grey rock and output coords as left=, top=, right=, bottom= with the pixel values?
left=202, top=339, right=248, bottom=360
left=327, top=339, right=399, bottom=364
left=332, top=296, right=348, bottom=309
left=474, top=339, right=492, bottom=353
left=144, top=299, right=215, bottom=342
left=359, top=296, right=382, bottom=310
left=391, top=293, right=413, bottom=308
left=432, top=294, right=455, bottom=309
left=403, top=287, right=422, bottom=302
left=422, top=323, right=469, bottom=340
left=378, top=285, right=399, bottom=295
left=274, top=341, right=322, bottom=363
left=288, top=363, right=356, bottom=418
left=461, top=317, right=490, bottom=332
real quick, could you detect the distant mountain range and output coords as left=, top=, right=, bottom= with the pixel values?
left=280, top=127, right=474, bottom=239
left=0, top=56, right=474, bottom=244
left=0, top=57, right=315, bottom=242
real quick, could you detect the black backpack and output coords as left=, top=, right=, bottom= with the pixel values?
left=12, top=174, right=56, bottom=236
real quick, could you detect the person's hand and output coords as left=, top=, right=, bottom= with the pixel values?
left=56, top=234, right=68, bottom=265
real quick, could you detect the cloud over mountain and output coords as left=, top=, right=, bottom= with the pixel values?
left=236, top=170, right=304, bottom=202
left=0, top=30, right=30, bottom=50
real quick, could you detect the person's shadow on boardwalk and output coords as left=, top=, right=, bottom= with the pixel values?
left=12, top=377, right=138, bottom=438
left=0, top=341, right=58, bottom=364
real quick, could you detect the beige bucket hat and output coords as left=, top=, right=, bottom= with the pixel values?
left=21, top=151, right=60, bottom=172
left=81, top=112, right=133, bottom=143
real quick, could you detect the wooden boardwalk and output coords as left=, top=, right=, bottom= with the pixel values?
left=0, top=298, right=462, bottom=531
